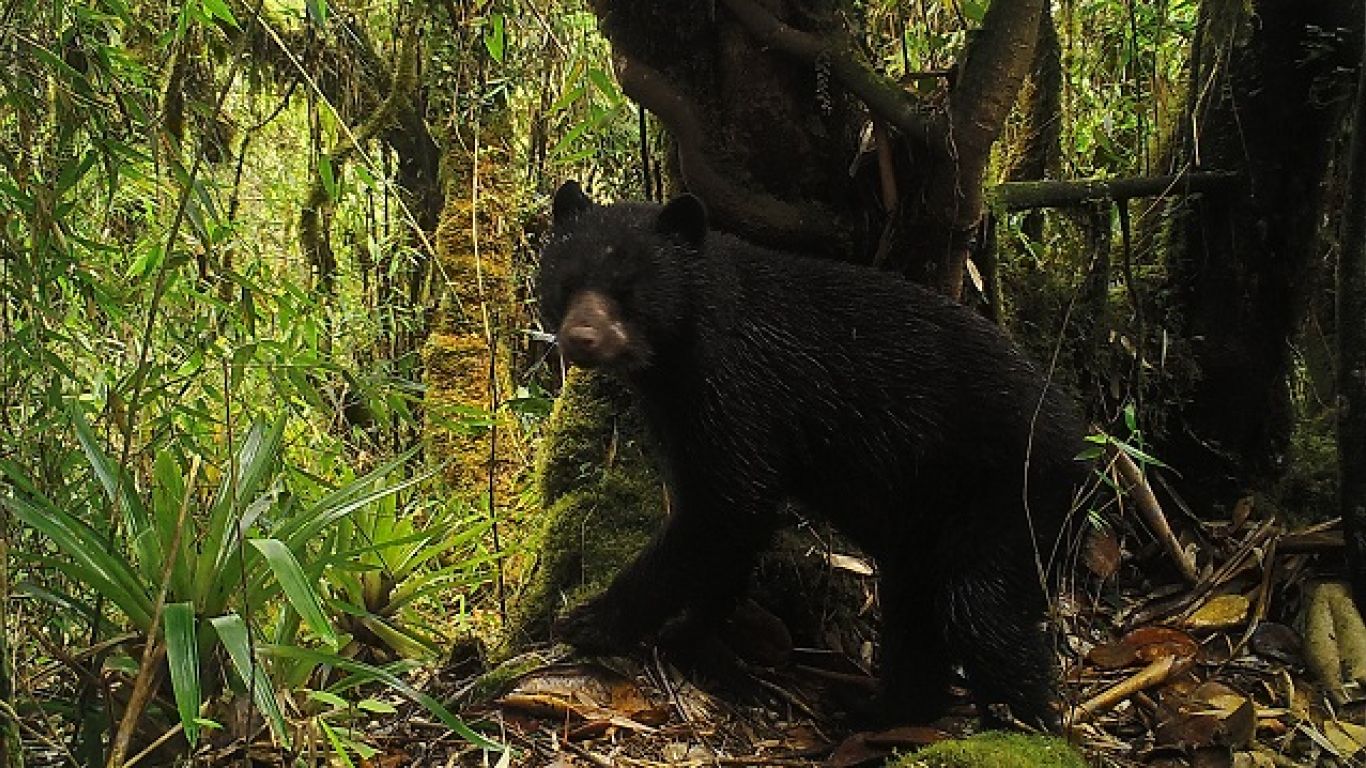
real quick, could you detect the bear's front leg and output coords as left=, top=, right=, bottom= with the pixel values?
left=555, top=476, right=778, bottom=654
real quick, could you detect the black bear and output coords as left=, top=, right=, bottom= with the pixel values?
left=537, top=181, right=1087, bottom=730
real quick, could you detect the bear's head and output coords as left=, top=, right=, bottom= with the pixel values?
left=538, top=181, right=708, bottom=372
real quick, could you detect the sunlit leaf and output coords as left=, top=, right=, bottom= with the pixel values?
left=484, top=13, right=505, bottom=63
left=209, top=614, right=290, bottom=748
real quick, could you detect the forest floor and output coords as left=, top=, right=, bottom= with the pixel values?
left=383, top=506, right=1366, bottom=768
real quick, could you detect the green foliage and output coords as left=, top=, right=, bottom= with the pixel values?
left=4, top=413, right=494, bottom=747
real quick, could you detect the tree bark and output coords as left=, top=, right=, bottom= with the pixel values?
left=590, top=0, right=1041, bottom=298
left=1163, top=0, right=1360, bottom=510
left=1340, top=1, right=1366, bottom=613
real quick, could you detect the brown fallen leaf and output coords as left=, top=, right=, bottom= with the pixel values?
left=863, top=725, right=952, bottom=748
left=828, top=731, right=890, bottom=768
left=1154, top=681, right=1255, bottom=751
left=1084, top=527, right=1122, bottom=579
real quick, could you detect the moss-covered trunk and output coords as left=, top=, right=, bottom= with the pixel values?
left=423, top=137, right=519, bottom=495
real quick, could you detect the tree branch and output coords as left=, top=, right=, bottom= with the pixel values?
left=949, top=0, right=1045, bottom=157
left=614, top=53, right=849, bottom=251
left=716, top=0, right=945, bottom=147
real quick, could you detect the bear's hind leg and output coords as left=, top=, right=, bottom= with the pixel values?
left=940, top=557, right=1060, bottom=731
left=875, top=562, right=957, bottom=725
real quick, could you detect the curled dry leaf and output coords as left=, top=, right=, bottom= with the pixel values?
left=499, top=663, right=668, bottom=732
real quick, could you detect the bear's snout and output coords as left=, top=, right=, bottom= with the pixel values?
left=557, top=290, right=630, bottom=368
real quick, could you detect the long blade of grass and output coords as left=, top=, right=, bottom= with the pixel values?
left=163, top=602, right=202, bottom=745
left=209, top=613, right=290, bottom=748
left=263, top=644, right=502, bottom=751
left=248, top=538, right=337, bottom=647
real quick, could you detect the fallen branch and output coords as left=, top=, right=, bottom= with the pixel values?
left=1071, top=654, right=1193, bottom=723
left=1107, top=445, right=1199, bottom=584
left=990, top=171, right=1240, bottom=210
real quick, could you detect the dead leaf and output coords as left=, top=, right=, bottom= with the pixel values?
left=828, top=552, right=875, bottom=576
left=1249, top=622, right=1301, bottom=663
left=1185, top=594, right=1251, bottom=631
left=1155, top=681, right=1255, bottom=750
left=1084, top=527, right=1122, bottom=579
left=863, top=725, right=951, bottom=748
left=499, top=663, right=664, bottom=736
left=828, top=731, right=891, bottom=768
left=1121, top=625, right=1200, bottom=662
left=1087, top=641, right=1139, bottom=670
left=1324, top=720, right=1366, bottom=758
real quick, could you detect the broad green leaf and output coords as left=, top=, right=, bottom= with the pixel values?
left=151, top=451, right=194, bottom=600
left=319, top=155, right=337, bottom=200
left=71, top=407, right=156, bottom=559
left=357, top=698, right=397, bottom=714
left=197, top=417, right=285, bottom=604
left=200, top=0, right=238, bottom=27
left=586, top=67, right=618, bottom=101
left=249, top=538, right=337, bottom=647
left=307, top=689, right=350, bottom=709
left=164, top=602, right=202, bottom=745
left=209, top=614, right=290, bottom=748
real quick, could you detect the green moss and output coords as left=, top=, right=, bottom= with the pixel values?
left=461, top=652, right=551, bottom=705
left=888, top=732, right=1087, bottom=768
left=504, top=369, right=666, bottom=650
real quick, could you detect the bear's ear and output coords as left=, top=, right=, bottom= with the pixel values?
left=655, top=194, right=708, bottom=247
left=552, top=180, right=594, bottom=225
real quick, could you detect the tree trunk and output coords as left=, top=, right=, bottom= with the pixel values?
left=589, top=0, right=1041, bottom=290
left=1163, top=0, right=1360, bottom=510
left=1340, top=1, right=1366, bottom=613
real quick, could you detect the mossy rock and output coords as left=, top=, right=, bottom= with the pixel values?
left=889, top=732, right=1087, bottom=768
left=505, top=369, right=666, bottom=649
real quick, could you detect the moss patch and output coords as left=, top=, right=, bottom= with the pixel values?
left=889, top=732, right=1087, bottom=768
left=505, top=369, right=666, bottom=649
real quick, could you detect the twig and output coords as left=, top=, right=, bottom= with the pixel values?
left=1070, top=654, right=1193, bottom=723
left=1107, top=444, right=1198, bottom=583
